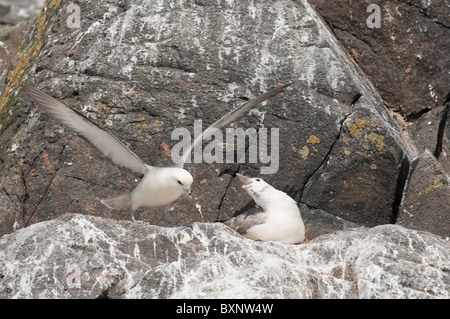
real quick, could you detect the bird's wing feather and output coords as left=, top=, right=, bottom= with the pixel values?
left=224, top=207, right=267, bottom=235
left=21, top=85, right=150, bottom=175
left=175, top=83, right=292, bottom=167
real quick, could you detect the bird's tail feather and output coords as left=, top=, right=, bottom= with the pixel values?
left=101, top=193, right=131, bottom=210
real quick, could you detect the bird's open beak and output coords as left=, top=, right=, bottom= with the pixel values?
left=184, top=188, right=193, bottom=202
left=236, top=173, right=252, bottom=190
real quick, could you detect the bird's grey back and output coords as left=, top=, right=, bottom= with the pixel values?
left=224, top=207, right=267, bottom=235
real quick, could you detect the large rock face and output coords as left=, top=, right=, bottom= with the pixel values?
left=0, top=214, right=448, bottom=299
left=0, top=0, right=429, bottom=235
left=309, top=0, right=450, bottom=118
left=0, top=1, right=448, bottom=299
left=0, top=0, right=448, bottom=263
left=307, top=0, right=450, bottom=238
left=397, top=150, right=450, bottom=235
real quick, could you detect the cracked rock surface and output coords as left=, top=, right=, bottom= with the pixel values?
left=0, top=0, right=360, bottom=234
left=308, top=0, right=450, bottom=238
left=0, top=0, right=449, bottom=299
left=310, top=0, right=450, bottom=118
left=2, top=0, right=447, bottom=238
left=0, top=213, right=448, bottom=298
left=0, top=0, right=450, bottom=284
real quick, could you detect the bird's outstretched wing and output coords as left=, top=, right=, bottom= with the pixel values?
left=175, top=83, right=292, bottom=167
left=21, top=84, right=150, bottom=175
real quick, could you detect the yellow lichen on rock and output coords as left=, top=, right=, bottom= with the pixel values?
left=424, top=179, right=443, bottom=195
left=49, top=0, right=61, bottom=8
left=299, top=146, right=309, bottom=160
left=96, top=102, right=110, bottom=118
left=342, top=117, right=388, bottom=158
left=0, top=0, right=62, bottom=119
left=347, top=118, right=365, bottom=138
left=307, top=135, right=320, bottom=144
left=367, top=133, right=385, bottom=149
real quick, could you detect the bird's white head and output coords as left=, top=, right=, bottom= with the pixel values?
left=236, top=173, right=297, bottom=212
left=170, top=168, right=194, bottom=201
left=236, top=173, right=272, bottom=198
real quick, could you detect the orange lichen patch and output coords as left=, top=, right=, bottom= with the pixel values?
left=96, top=102, right=110, bottom=118
left=29, top=168, right=38, bottom=177
left=43, top=153, right=55, bottom=173
left=343, top=117, right=388, bottom=157
left=367, top=133, right=385, bottom=149
left=36, top=12, right=46, bottom=35
left=370, top=117, right=380, bottom=127
left=342, top=136, right=349, bottom=145
left=69, top=28, right=81, bottom=39
left=347, top=118, right=365, bottom=138
left=48, top=0, right=61, bottom=8
left=161, top=142, right=171, bottom=158
left=132, top=118, right=148, bottom=134
left=307, top=135, right=320, bottom=144
left=350, top=48, right=360, bottom=63
left=1, top=0, right=62, bottom=122
left=306, top=136, right=320, bottom=152
left=85, top=204, right=95, bottom=212
left=425, top=179, right=443, bottom=195
left=0, top=36, right=43, bottom=115
left=299, top=146, right=309, bottom=160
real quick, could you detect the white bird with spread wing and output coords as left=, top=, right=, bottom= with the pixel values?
left=21, top=83, right=291, bottom=223
left=225, top=173, right=305, bottom=244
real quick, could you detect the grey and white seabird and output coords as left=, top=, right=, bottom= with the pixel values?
left=21, top=83, right=291, bottom=223
left=225, top=173, right=305, bottom=244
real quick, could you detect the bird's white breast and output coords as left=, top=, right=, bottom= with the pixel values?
left=130, top=173, right=183, bottom=209
left=246, top=189, right=305, bottom=244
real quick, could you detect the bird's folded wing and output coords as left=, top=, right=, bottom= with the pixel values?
left=175, top=83, right=292, bottom=167
left=224, top=208, right=267, bottom=235
left=21, top=85, right=150, bottom=175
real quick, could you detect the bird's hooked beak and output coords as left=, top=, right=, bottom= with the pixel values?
left=184, top=188, right=193, bottom=202
left=236, top=173, right=253, bottom=190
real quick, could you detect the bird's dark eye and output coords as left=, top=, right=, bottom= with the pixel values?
left=178, top=180, right=183, bottom=185
left=255, top=178, right=261, bottom=182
